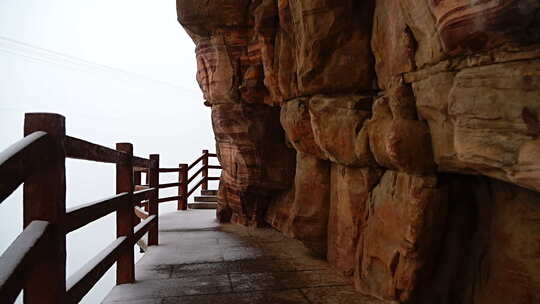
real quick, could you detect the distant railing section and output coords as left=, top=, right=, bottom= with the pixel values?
left=0, top=112, right=220, bottom=303
left=135, top=150, right=221, bottom=211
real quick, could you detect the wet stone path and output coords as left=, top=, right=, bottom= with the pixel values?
left=103, top=210, right=384, bottom=304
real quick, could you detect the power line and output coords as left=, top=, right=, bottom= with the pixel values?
left=0, top=35, right=200, bottom=94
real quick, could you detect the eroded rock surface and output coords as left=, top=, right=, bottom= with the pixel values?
left=266, top=152, right=331, bottom=257
left=177, top=0, right=540, bottom=302
left=355, top=171, right=447, bottom=302
left=213, top=103, right=295, bottom=226
left=328, top=165, right=382, bottom=276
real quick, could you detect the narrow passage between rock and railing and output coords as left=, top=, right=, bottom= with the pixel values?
left=102, top=210, right=384, bottom=304
left=0, top=112, right=221, bottom=303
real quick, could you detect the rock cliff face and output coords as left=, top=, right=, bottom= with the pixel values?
left=177, top=0, right=540, bottom=302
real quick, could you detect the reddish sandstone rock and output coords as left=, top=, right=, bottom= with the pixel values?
left=386, top=78, right=417, bottom=120
left=412, top=176, right=540, bottom=304
left=212, top=103, right=295, bottom=225
left=253, top=0, right=282, bottom=103
left=398, top=0, right=540, bottom=67
left=413, top=59, right=540, bottom=191
left=280, top=97, right=327, bottom=160
left=177, top=1, right=540, bottom=302
left=327, top=164, right=382, bottom=276
left=371, top=0, right=416, bottom=90
left=399, top=0, right=445, bottom=68
left=217, top=184, right=273, bottom=227
left=193, top=35, right=240, bottom=104
left=274, top=0, right=300, bottom=101
left=177, top=0, right=250, bottom=37
left=277, top=0, right=375, bottom=97
left=513, top=139, right=540, bottom=191
left=366, top=98, right=435, bottom=175
left=268, top=152, right=331, bottom=257
left=264, top=187, right=295, bottom=233
left=469, top=179, right=540, bottom=304
left=309, top=94, right=374, bottom=166
left=429, top=0, right=540, bottom=56
left=408, top=71, right=460, bottom=172
left=355, top=171, right=447, bottom=302
left=179, top=0, right=277, bottom=106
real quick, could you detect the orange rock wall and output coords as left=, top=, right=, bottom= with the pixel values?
left=177, top=0, right=540, bottom=302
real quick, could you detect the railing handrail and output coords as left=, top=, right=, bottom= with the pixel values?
left=65, top=192, right=130, bottom=233
left=0, top=113, right=160, bottom=303
left=0, top=220, right=50, bottom=303
left=0, top=131, right=54, bottom=203
left=65, top=135, right=151, bottom=167
left=135, top=150, right=222, bottom=211
left=0, top=112, right=222, bottom=303
left=187, top=154, right=205, bottom=171
left=187, top=178, right=205, bottom=197
left=187, top=165, right=206, bottom=184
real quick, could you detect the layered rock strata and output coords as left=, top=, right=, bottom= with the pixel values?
left=177, top=0, right=540, bottom=302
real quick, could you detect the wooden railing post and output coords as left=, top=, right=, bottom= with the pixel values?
left=133, top=171, right=141, bottom=187
left=116, top=143, right=134, bottom=284
left=23, top=113, right=66, bottom=303
left=178, top=163, right=188, bottom=210
left=202, top=149, right=209, bottom=191
left=148, top=154, right=159, bottom=246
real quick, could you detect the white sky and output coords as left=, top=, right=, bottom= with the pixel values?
left=0, top=1, right=216, bottom=303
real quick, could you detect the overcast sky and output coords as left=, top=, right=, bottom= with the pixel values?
left=0, top=1, right=215, bottom=302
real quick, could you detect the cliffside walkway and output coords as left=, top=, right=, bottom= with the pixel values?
left=0, top=112, right=380, bottom=303
left=103, top=209, right=381, bottom=304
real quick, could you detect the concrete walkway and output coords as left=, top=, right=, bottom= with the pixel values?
left=103, top=210, right=383, bottom=304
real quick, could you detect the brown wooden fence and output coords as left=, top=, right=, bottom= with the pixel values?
left=0, top=113, right=221, bottom=303
left=143, top=149, right=220, bottom=210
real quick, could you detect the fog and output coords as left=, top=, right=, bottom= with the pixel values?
left=0, top=1, right=215, bottom=302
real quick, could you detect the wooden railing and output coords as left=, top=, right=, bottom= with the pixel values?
left=134, top=150, right=221, bottom=211
left=0, top=112, right=220, bottom=303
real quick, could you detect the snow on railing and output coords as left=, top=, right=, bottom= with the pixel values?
left=0, top=112, right=221, bottom=303
left=0, top=113, right=159, bottom=303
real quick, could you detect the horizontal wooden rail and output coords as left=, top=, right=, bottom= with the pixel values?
left=147, top=151, right=222, bottom=210
left=187, top=166, right=205, bottom=184
left=66, top=136, right=128, bottom=164
left=187, top=154, right=205, bottom=171
left=0, top=113, right=167, bottom=303
left=159, top=168, right=180, bottom=173
left=133, top=215, right=157, bottom=243
left=157, top=195, right=183, bottom=204
left=65, top=136, right=150, bottom=168
left=133, top=156, right=150, bottom=168
left=66, top=236, right=128, bottom=303
left=187, top=179, right=205, bottom=197
left=0, top=131, right=53, bottom=203
left=133, top=188, right=156, bottom=203
left=157, top=182, right=180, bottom=189
left=0, top=221, right=50, bottom=304
left=65, top=193, right=129, bottom=233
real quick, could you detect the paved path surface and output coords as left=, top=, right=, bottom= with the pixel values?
left=103, top=210, right=384, bottom=304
